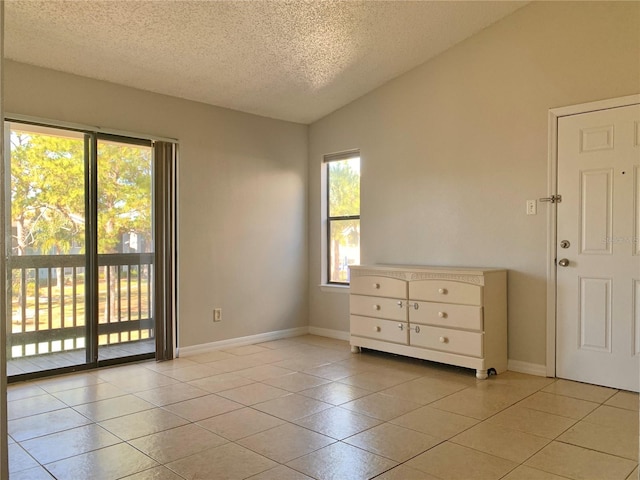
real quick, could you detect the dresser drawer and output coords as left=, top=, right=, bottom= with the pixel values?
left=410, top=325, right=483, bottom=357
left=410, top=280, right=482, bottom=306
left=350, top=275, right=407, bottom=298
left=350, top=295, right=406, bottom=321
left=411, top=302, right=483, bottom=331
left=350, top=315, right=408, bottom=344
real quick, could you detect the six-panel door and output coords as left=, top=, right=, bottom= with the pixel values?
left=556, top=104, right=640, bottom=392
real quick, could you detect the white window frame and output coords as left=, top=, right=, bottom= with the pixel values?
left=320, top=150, right=360, bottom=291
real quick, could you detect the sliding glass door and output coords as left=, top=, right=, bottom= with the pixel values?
left=5, top=121, right=168, bottom=378
left=96, top=136, right=155, bottom=362
left=6, top=123, right=88, bottom=374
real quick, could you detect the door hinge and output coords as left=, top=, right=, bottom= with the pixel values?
left=539, top=194, right=562, bottom=204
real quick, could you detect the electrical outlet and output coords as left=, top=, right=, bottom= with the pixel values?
left=526, top=199, right=537, bottom=215
left=213, top=308, right=222, bottom=322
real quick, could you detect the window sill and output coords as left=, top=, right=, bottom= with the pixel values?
left=319, top=283, right=350, bottom=294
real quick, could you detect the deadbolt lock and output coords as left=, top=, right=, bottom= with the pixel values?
left=560, top=240, right=570, bottom=249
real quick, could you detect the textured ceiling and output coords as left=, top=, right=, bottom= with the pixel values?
left=5, top=1, right=527, bottom=124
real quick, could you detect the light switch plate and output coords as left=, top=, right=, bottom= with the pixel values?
left=526, top=200, right=537, bottom=215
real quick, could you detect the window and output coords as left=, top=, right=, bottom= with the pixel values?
left=325, top=151, right=360, bottom=284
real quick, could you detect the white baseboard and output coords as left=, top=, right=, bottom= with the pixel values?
left=508, top=359, right=548, bottom=377
left=307, top=326, right=350, bottom=341
left=309, top=329, right=550, bottom=378
left=178, top=327, right=548, bottom=379
left=312, top=329, right=551, bottom=378
left=177, top=326, right=309, bottom=357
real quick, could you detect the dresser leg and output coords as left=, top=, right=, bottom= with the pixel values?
left=476, top=369, right=488, bottom=380
left=350, top=345, right=361, bottom=353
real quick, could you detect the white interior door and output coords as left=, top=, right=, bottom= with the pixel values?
left=557, top=103, right=640, bottom=392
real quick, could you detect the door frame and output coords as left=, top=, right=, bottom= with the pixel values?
left=3, top=115, right=179, bottom=380
left=545, top=94, right=640, bottom=377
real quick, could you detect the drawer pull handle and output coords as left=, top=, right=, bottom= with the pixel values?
left=409, top=325, right=421, bottom=333
left=439, top=336, right=448, bottom=344
left=398, top=301, right=419, bottom=310
left=373, top=283, right=381, bottom=289
left=397, top=323, right=404, bottom=330
left=374, top=326, right=381, bottom=332
left=438, top=311, right=447, bottom=318
left=438, top=288, right=448, bottom=295
left=373, top=305, right=381, bottom=311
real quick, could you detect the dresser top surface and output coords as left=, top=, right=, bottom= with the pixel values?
left=349, top=264, right=506, bottom=276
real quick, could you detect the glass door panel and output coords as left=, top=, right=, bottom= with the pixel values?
left=5, top=123, right=160, bottom=379
left=6, top=123, right=88, bottom=375
left=96, top=137, right=154, bottom=362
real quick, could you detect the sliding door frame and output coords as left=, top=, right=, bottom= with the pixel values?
left=94, top=132, right=158, bottom=368
left=4, top=117, right=178, bottom=380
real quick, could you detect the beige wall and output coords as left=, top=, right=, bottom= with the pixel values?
left=308, top=1, right=640, bottom=366
left=4, top=60, right=309, bottom=349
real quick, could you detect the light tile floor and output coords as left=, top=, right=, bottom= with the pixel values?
left=6, top=335, right=639, bottom=480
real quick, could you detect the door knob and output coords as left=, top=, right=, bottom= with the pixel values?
left=558, top=258, right=570, bottom=267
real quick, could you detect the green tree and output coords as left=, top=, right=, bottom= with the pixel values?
left=10, top=132, right=86, bottom=255
left=10, top=128, right=153, bottom=322
left=10, top=133, right=152, bottom=256
left=97, top=141, right=153, bottom=254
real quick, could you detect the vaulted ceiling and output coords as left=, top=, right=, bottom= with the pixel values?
left=5, top=1, right=527, bottom=124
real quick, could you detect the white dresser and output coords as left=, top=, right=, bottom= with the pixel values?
left=349, top=265, right=507, bottom=379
